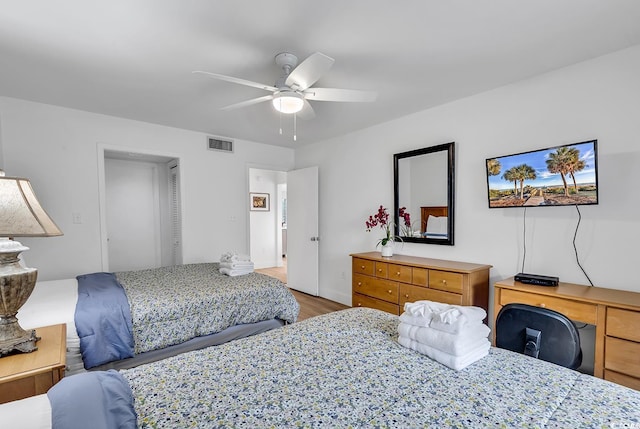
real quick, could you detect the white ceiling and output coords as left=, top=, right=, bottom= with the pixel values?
left=2, top=1, right=640, bottom=148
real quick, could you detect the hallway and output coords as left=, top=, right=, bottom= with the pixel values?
left=256, top=260, right=349, bottom=321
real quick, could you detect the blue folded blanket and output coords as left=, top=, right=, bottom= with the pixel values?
left=48, top=370, right=137, bottom=429
left=75, top=272, right=135, bottom=368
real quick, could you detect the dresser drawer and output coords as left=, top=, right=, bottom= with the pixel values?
left=375, top=262, right=389, bottom=278
left=499, top=289, right=597, bottom=325
left=607, top=308, right=640, bottom=342
left=604, top=370, right=640, bottom=391
left=412, top=268, right=428, bottom=287
left=399, top=283, right=462, bottom=309
left=388, top=264, right=412, bottom=283
left=353, top=274, right=399, bottom=304
left=605, top=337, right=640, bottom=379
left=353, top=292, right=400, bottom=315
left=429, top=270, right=463, bottom=294
left=352, top=258, right=375, bottom=276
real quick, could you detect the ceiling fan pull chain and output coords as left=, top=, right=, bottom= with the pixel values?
left=279, top=107, right=283, bottom=135
left=293, top=113, right=297, bottom=141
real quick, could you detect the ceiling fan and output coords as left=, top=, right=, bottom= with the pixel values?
left=193, top=52, right=378, bottom=120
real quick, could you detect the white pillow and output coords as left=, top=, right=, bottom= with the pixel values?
left=426, top=215, right=448, bottom=235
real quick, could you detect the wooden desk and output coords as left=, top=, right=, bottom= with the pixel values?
left=494, top=278, right=640, bottom=390
left=0, top=324, right=66, bottom=403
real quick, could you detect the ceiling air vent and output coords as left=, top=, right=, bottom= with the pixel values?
left=207, top=136, right=234, bottom=153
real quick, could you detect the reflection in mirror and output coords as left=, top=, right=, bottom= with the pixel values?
left=393, top=142, right=455, bottom=245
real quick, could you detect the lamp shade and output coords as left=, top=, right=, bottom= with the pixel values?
left=272, top=91, right=304, bottom=114
left=0, top=176, right=63, bottom=237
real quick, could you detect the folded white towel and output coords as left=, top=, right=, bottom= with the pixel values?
left=398, top=335, right=490, bottom=371
left=404, top=300, right=449, bottom=317
left=220, top=252, right=252, bottom=263
left=433, top=305, right=486, bottom=324
left=398, top=322, right=491, bottom=356
left=399, top=312, right=432, bottom=328
left=400, top=302, right=487, bottom=334
left=219, top=261, right=254, bottom=270
left=219, top=267, right=254, bottom=277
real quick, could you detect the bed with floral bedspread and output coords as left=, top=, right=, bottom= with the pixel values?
left=74, top=262, right=299, bottom=369
left=39, top=307, right=639, bottom=428
left=117, top=263, right=299, bottom=354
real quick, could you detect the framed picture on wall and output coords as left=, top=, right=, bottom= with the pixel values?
left=250, top=193, right=270, bottom=211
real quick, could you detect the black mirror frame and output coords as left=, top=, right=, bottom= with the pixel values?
left=393, top=142, right=455, bottom=245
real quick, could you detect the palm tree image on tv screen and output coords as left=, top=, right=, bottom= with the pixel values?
left=486, top=140, right=598, bottom=208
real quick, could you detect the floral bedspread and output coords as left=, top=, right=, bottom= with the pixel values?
left=121, top=307, right=640, bottom=428
left=115, top=263, right=299, bottom=354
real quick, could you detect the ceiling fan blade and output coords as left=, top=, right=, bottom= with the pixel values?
left=220, top=95, right=274, bottom=111
left=285, top=52, right=334, bottom=91
left=304, top=87, right=378, bottom=102
left=193, top=71, right=278, bottom=92
left=296, top=99, right=316, bottom=120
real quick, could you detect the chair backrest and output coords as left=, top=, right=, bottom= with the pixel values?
left=496, top=303, right=582, bottom=370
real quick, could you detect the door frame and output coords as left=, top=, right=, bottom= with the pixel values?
left=247, top=165, right=287, bottom=269
left=97, top=143, right=182, bottom=271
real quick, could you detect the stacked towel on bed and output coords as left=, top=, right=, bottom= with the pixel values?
left=397, top=300, right=491, bottom=371
left=219, top=252, right=254, bottom=276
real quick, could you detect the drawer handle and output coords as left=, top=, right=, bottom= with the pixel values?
left=361, top=265, right=365, bottom=269
left=388, top=289, right=393, bottom=294
left=378, top=268, right=383, bottom=272
left=405, top=294, right=410, bottom=298
left=539, top=303, right=546, bottom=308
left=357, top=282, right=362, bottom=287
left=357, top=303, right=362, bottom=307
left=441, top=280, right=447, bottom=285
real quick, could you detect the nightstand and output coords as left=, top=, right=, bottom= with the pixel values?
left=0, top=324, right=66, bottom=404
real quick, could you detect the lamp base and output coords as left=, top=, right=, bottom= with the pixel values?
left=0, top=238, right=39, bottom=356
left=0, top=321, right=39, bottom=355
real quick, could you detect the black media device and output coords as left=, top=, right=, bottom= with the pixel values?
left=514, top=273, right=559, bottom=287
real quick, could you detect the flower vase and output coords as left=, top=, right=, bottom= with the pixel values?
left=381, top=242, right=394, bottom=257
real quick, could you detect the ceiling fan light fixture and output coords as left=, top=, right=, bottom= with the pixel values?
left=272, top=92, right=304, bottom=114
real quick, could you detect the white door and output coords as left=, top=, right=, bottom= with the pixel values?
left=105, top=159, right=161, bottom=271
left=286, top=166, right=319, bottom=295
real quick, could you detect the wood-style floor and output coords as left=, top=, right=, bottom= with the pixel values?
left=256, top=261, right=350, bottom=322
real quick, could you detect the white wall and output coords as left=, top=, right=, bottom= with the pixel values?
left=296, top=44, right=640, bottom=306
left=0, top=98, right=294, bottom=280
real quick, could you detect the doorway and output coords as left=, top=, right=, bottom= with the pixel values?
left=249, top=166, right=318, bottom=295
left=248, top=168, right=287, bottom=273
left=101, top=150, right=182, bottom=272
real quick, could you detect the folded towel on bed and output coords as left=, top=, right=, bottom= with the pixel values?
left=219, top=267, right=254, bottom=277
left=399, top=313, right=432, bottom=328
left=220, top=252, right=251, bottom=263
left=398, top=322, right=490, bottom=356
left=401, top=301, right=487, bottom=335
left=404, top=300, right=449, bottom=317
left=219, top=261, right=255, bottom=270
left=398, top=335, right=490, bottom=371
left=429, top=311, right=485, bottom=335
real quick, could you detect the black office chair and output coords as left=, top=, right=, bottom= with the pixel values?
left=496, top=303, right=582, bottom=370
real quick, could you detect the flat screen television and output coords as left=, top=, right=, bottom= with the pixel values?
left=486, top=139, right=598, bottom=208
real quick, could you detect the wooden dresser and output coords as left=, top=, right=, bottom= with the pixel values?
left=351, top=252, right=492, bottom=316
left=494, top=278, right=640, bottom=391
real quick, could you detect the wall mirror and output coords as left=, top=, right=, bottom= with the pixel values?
left=393, top=142, right=455, bottom=245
